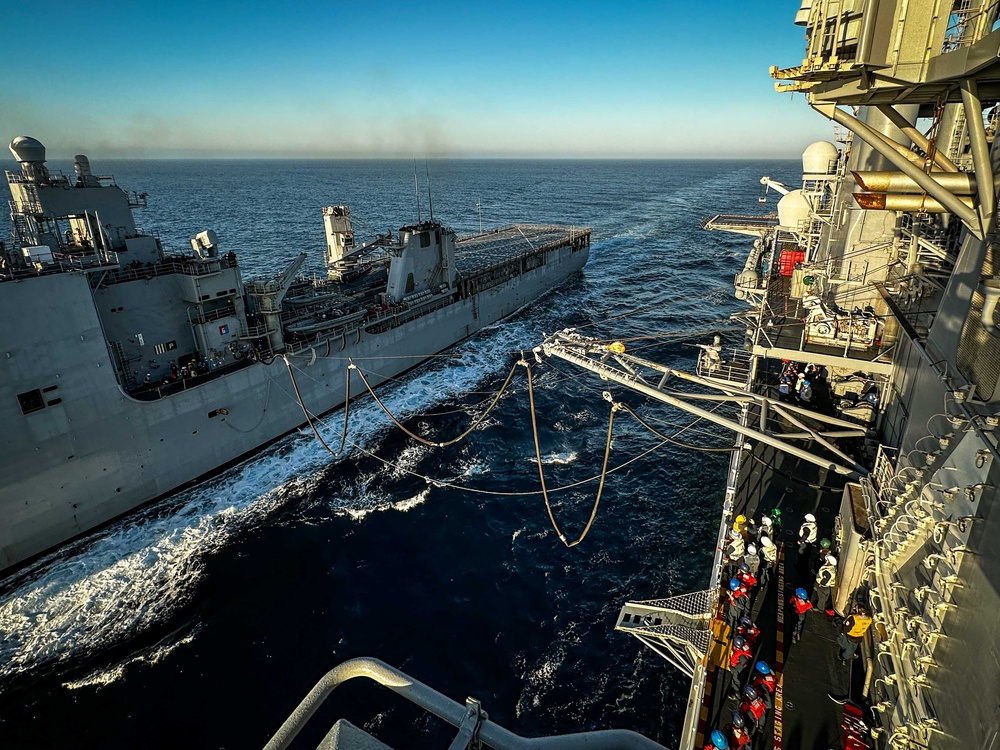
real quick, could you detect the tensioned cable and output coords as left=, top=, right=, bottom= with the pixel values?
left=620, top=403, right=740, bottom=453
left=350, top=359, right=519, bottom=448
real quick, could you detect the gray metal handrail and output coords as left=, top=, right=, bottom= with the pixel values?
left=263, top=657, right=666, bottom=750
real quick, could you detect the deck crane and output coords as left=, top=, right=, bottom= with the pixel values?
left=758, top=176, right=791, bottom=204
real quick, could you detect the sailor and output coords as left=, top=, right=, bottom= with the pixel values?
left=756, top=515, right=773, bottom=545
left=811, top=537, right=832, bottom=574
left=758, top=536, right=777, bottom=586
left=736, top=616, right=760, bottom=646
left=813, top=555, right=838, bottom=615
left=724, top=529, right=745, bottom=578
left=726, top=578, right=750, bottom=627
left=790, top=587, right=813, bottom=642
left=729, top=635, right=753, bottom=691
left=736, top=562, right=757, bottom=592
left=724, top=711, right=752, bottom=749
left=769, top=508, right=783, bottom=539
left=799, top=379, right=813, bottom=405
left=752, top=661, right=777, bottom=709
left=704, top=729, right=730, bottom=750
left=697, top=336, right=723, bottom=374
left=743, top=543, right=760, bottom=578
left=797, top=513, right=818, bottom=556
left=739, top=685, right=768, bottom=734
left=837, top=602, right=873, bottom=661
left=143, top=373, right=152, bottom=385
left=794, top=372, right=806, bottom=399
left=733, top=514, right=749, bottom=540
left=777, top=374, right=792, bottom=402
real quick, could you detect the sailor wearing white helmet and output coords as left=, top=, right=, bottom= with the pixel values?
left=758, top=535, right=777, bottom=586
left=813, top=554, right=838, bottom=615
left=798, top=512, right=818, bottom=556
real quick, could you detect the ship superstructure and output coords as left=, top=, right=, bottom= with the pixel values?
left=532, top=2, right=1000, bottom=748
left=0, top=137, right=590, bottom=573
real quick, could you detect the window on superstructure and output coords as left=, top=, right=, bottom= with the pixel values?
left=17, top=389, right=45, bottom=415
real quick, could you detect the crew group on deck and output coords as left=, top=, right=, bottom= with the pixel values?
left=703, top=500, right=873, bottom=749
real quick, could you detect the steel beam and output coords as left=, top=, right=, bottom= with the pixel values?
left=541, top=340, right=865, bottom=478
left=960, top=80, right=996, bottom=237
left=874, top=104, right=960, bottom=173
left=811, top=103, right=983, bottom=237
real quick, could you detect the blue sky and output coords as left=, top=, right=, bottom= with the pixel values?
left=2, top=1, right=832, bottom=158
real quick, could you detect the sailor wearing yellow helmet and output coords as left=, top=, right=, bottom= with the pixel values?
left=732, top=514, right=749, bottom=541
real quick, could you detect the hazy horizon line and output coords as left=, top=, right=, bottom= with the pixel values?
left=11, top=154, right=802, bottom=163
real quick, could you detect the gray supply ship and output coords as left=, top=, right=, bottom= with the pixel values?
left=0, top=137, right=590, bottom=574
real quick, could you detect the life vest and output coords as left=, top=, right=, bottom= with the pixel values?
left=730, top=645, right=751, bottom=668
left=741, top=697, right=767, bottom=721
left=728, top=726, right=751, bottom=749
left=799, top=522, right=817, bottom=543
left=816, top=564, right=836, bottom=587
left=738, top=624, right=760, bottom=644
left=761, top=544, right=777, bottom=563
left=738, top=570, right=758, bottom=588
left=846, top=615, right=873, bottom=638
left=791, top=597, right=813, bottom=615
left=754, top=673, right=777, bottom=695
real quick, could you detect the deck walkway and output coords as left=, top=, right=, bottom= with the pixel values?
left=696, top=421, right=869, bottom=749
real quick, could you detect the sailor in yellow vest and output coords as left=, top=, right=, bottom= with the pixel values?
left=837, top=602, right=873, bottom=661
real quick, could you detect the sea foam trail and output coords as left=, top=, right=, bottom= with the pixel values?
left=0, top=321, right=533, bottom=690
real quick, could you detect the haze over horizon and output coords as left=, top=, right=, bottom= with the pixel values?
left=3, top=1, right=831, bottom=160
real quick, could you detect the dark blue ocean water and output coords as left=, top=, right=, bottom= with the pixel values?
left=0, top=157, right=798, bottom=749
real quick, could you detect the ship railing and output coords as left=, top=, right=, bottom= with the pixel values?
left=363, top=295, right=454, bottom=334
left=239, top=322, right=274, bottom=340
left=128, top=356, right=257, bottom=401
left=8, top=195, right=44, bottom=215
left=245, top=279, right=287, bottom=297
left=190, top=303, right=237, bottom=326
left=696, top=347, right=753, bottom=385
left=4, top=169, right=117, bottom=187
left=263, top=657, right=664, bottom=750
left=91, top=255, right=231, bottom=287
left=0, top=247, right=123, bottom=282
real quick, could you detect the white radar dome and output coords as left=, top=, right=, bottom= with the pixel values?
left=802, top=141, right=839, bottom=177
left=9, top=135, right=46, bottom=164
left=777, top=190, right=812, bottom=230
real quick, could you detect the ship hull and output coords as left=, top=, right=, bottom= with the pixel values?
left=0, top=243, right=588, bottom=573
